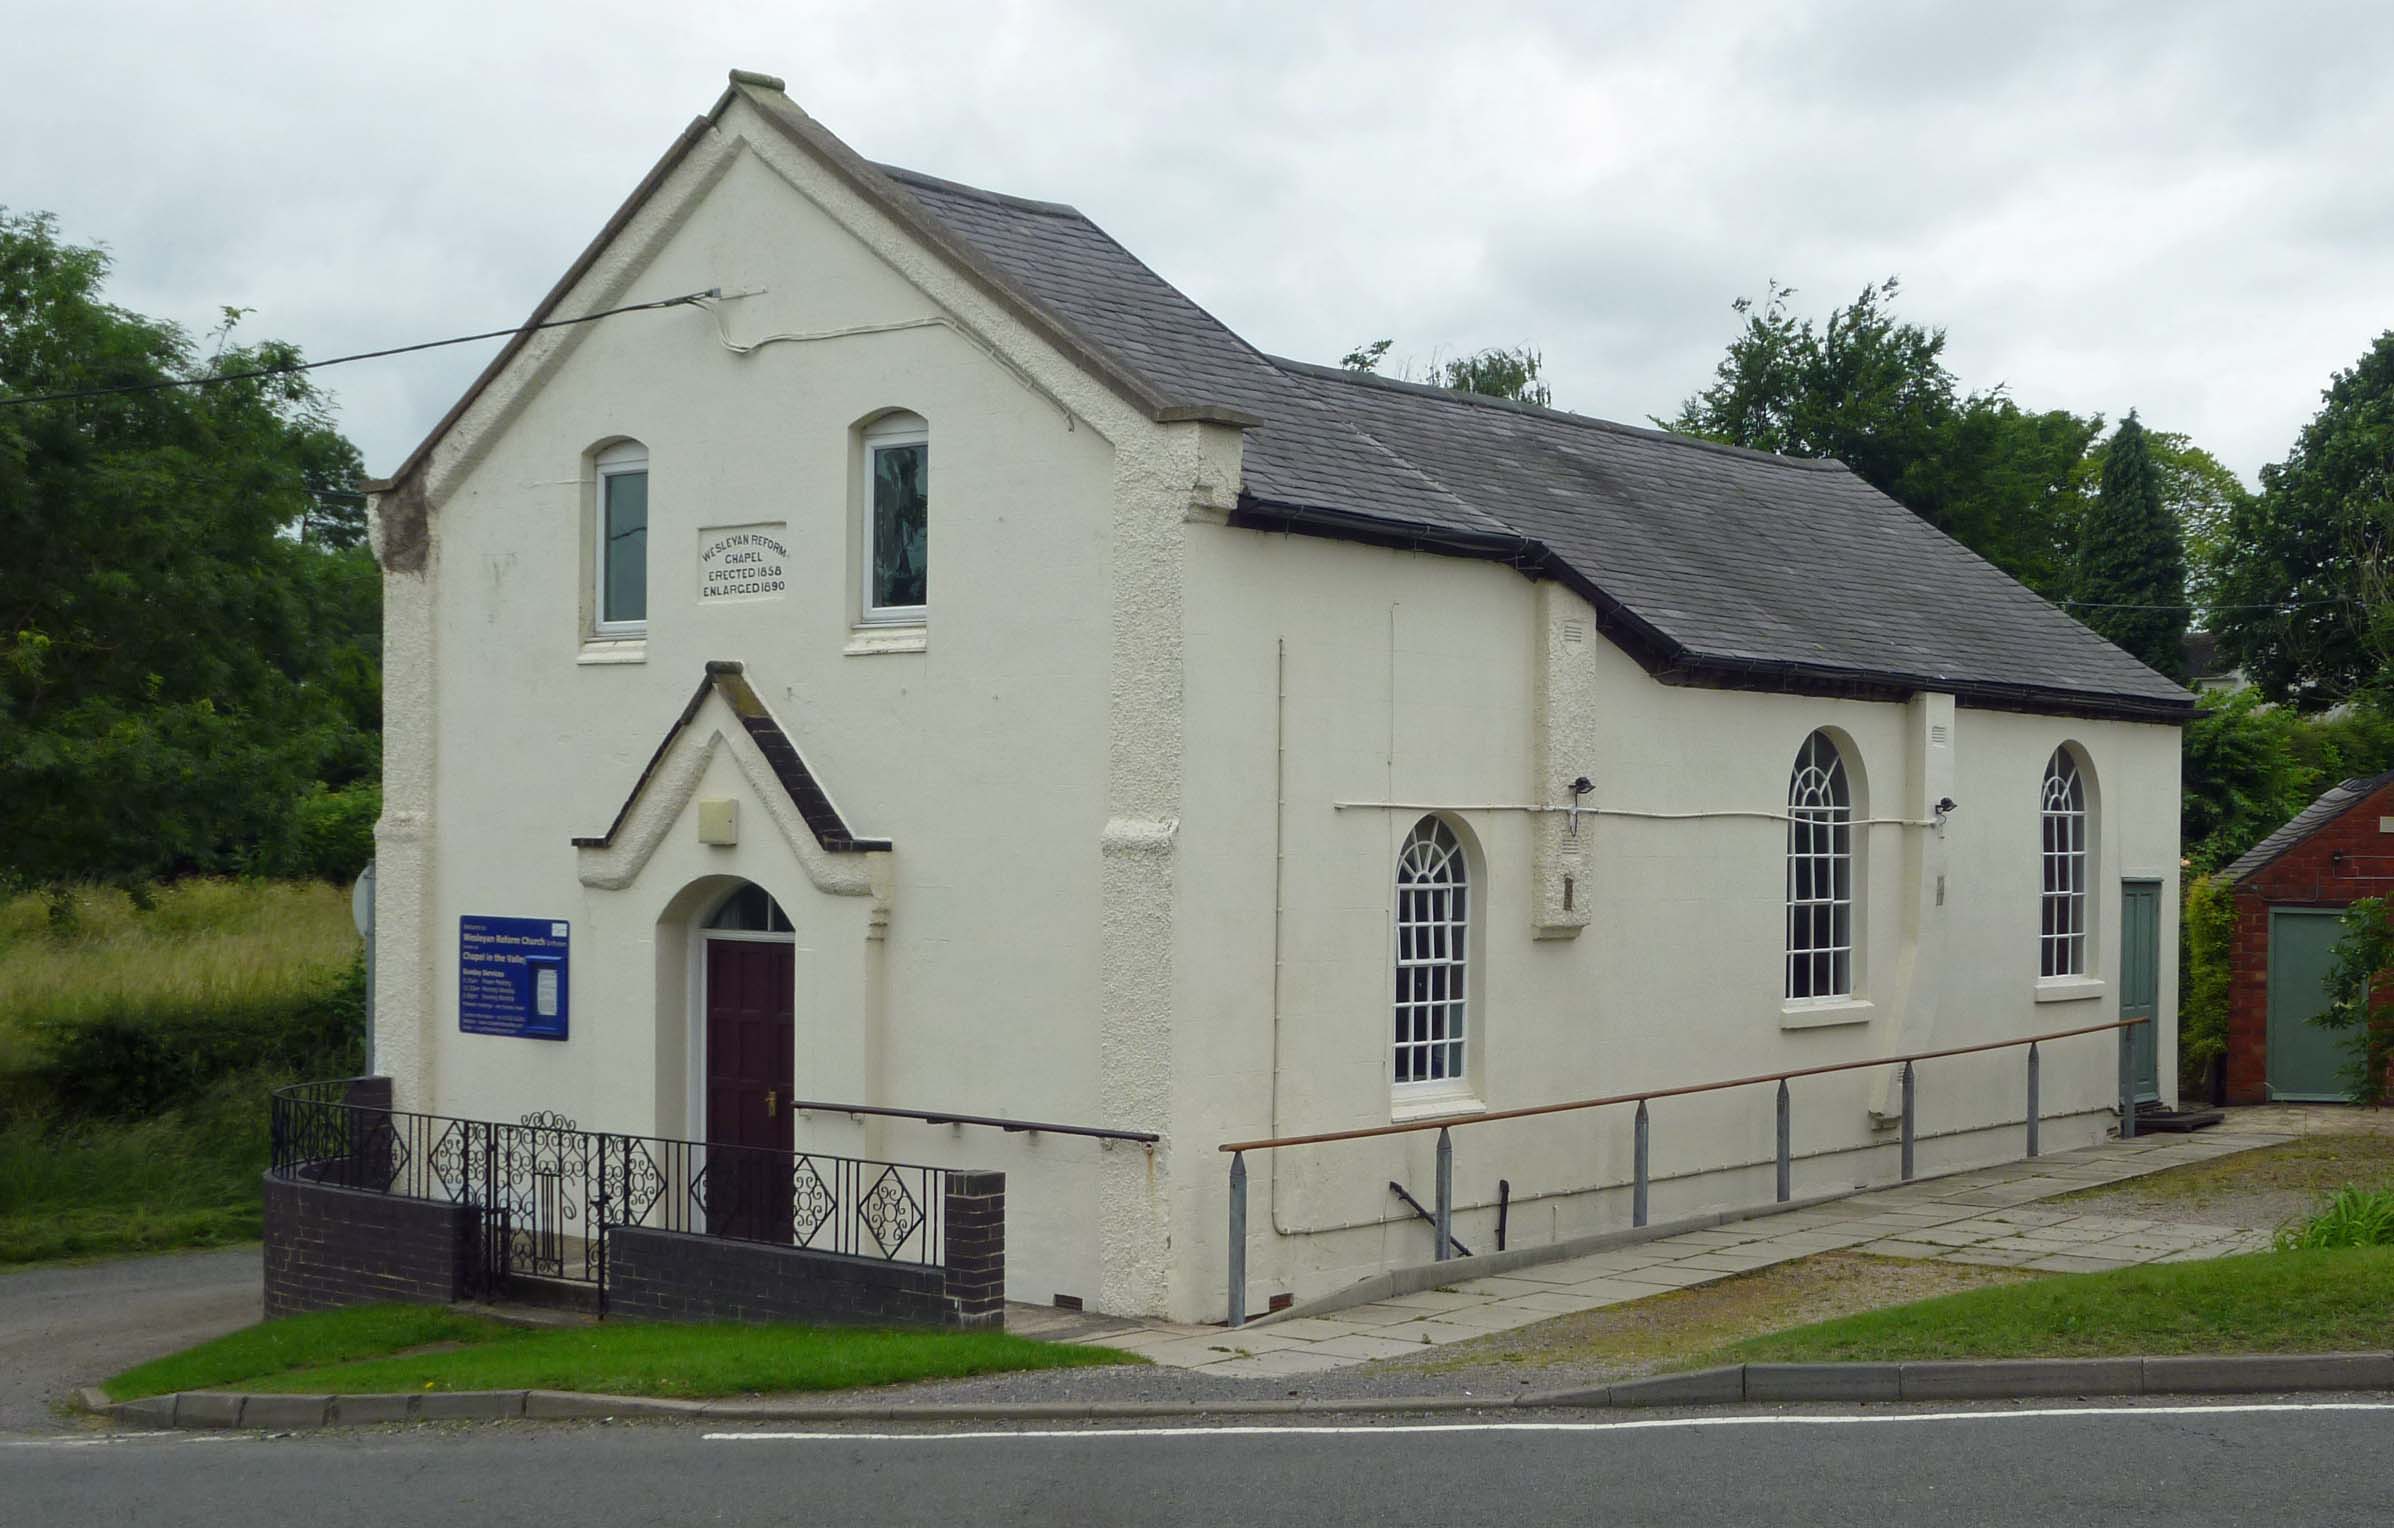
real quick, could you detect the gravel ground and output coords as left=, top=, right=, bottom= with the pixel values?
left=2052, top=1133, right=2394, bottom=1235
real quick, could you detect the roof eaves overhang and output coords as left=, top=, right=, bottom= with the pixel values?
left=1231, top=494, right=2198, bottom=728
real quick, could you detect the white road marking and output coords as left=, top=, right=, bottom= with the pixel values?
left=702, top=1401, right=2394, bottom=1444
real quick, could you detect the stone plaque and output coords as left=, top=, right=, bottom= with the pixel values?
left=697, top=523, right=790, bottom=604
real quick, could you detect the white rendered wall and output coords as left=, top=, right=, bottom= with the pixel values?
left=1175, top=527, right=2182, bottom=1321
left=370, top=100, right=1197, bottom=1311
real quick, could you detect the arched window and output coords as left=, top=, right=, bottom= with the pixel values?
left=2041, top=748, right=2088, bottom=978
left=862, top=411, right=928, bottom=622
left=1786, top=731, right=1853, bottom=1001
left=594, top=439, right=649, bottom=633
left=1394, top=816, right=1468, bottom=1086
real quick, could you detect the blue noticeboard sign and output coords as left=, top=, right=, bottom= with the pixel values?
left=458, top=916, right=570, bottom=1040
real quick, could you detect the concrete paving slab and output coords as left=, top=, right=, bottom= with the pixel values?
left=1491, top=1289, right=1619, bottom=1315
left=1419, top=1302, right=1550, bottom=1333
left=1190, top=1349, right=1358, bottom=1378
left=1858, top=1239, right=1949, bottom=1259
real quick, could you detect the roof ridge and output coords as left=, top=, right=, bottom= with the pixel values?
left=873, top=162, right=1085, bottom=219
left=1269, top=354, right=1853, bottom=473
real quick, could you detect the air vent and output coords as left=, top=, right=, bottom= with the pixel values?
left=1930, top=724, right=1950, bottom=747
left=1561, top=620, right=1585, bottom=644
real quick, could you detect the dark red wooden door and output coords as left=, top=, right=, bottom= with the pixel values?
left=704, top=938, right=794, bottom=1239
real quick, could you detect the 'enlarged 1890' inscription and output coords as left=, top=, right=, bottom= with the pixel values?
left=697, top=523, right=790, bottom=603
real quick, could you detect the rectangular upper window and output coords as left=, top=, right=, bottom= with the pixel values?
left=863, top=414, right=928, bottom=623
left=596, top=442, right=649, bottom=633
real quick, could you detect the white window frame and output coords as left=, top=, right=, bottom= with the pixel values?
left=1394, top=816, right=1470, bottom=1094
left=1786, top=731, right=1854, bottom=1003
left=594, top=441, right=650, bottom=637
left=2041, top=747, right=2089, bottom=979
left=859, top=413, right=928, bottom=626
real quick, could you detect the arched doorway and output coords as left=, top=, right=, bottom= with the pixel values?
left=697, top=883, right=795, bottom=1239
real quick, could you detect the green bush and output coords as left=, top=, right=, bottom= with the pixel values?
left=2179, top=873, right=2233, bottom=1090
left=2277, top=1187, right=2394, bottom=1250
left=281, top=782, right=381, bottom=884
left=2317, top=897, right=2394, bottom=1107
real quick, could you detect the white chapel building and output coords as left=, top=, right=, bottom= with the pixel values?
left=363, top=72, right=2193, bottom=1323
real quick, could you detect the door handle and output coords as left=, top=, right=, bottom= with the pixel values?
left=765, top=1090, right=778, bottom=1118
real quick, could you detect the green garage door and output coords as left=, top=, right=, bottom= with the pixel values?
left=2267, top=909, right=2351, bottom=1102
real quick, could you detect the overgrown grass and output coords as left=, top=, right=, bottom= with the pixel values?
left=0, top=879, right=357, bottom=1039
left=1709, top=1248, right=2394, bottom=1365
left=104, top=1305, right=1140, bottom=1401
left=105, top=1305, right=513, bottom=1400
left=0, top=879, right=362, bottom=1265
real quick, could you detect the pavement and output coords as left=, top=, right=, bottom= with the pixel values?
left=0, top=1245, right=259, bottom=1432
left=11, top=1398, right=2393, bottom=1525
left=1031, top=1124, right=2287, bottom=1378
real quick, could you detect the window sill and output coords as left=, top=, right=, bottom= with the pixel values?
left=1391, top=1090, right=1484, bottom=1124
left=577, top=638, right=647, bottom=666
left=845, top=625, right=928, bottom=656
left=1780, top=998, right=1875, bottom=1030
left=2034, top=977, right=2108, bottom=1004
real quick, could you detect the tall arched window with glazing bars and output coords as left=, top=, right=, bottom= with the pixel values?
left=1786, top=731, right=1853, bottom=1001
left=1394, top=816, right=1468, bottom=1087
left=2041, top=747, right=2088, bottom=977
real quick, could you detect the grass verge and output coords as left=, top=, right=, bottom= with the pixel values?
left=106, top=1306, right=514, bottom=1400
left=104, top=1305, right=1141, bottom=1402
left=1709, top=1246, right=2394, bottom=1365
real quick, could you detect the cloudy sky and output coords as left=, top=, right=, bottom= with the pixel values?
left=10, top=1, right=2390, bottom=481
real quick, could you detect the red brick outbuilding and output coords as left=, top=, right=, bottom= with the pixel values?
left=2223, top=770, right=2394, bottom=1103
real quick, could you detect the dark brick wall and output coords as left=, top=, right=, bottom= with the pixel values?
left=2227, top=780, right=2394, bottom=1103
left=607, top=1170, right=1005, bottom=1330
left=263, top=1173, right=485, bottom=1317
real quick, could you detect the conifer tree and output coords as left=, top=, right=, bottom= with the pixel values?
left=2076, top=412, right=2189, bottom=681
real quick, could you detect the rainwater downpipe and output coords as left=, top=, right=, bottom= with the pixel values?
left=1267, top=637, right=1295, bottom=1238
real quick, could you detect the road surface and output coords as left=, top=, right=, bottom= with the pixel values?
left=0, top=1246, right=258, bottom=1431
left=7, top=1400, right=2388, bottom=1525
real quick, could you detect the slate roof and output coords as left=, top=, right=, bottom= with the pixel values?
left=2225, top=771, right=2394, bottom=885
left=881, top=164, right=2193, bottom=722
left=373, top=75, right=2194, bottom=723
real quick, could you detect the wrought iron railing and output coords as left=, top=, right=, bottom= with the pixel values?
left=270, top=1083, right=950, bottom=1298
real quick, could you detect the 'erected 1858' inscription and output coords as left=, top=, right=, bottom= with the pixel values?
left=696, top=523, right=790, bottom=603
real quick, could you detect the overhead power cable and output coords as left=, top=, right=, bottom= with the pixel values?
left=0, top=290, right=718, bottom=409
left=2055, top=596, right=2359, bottom=613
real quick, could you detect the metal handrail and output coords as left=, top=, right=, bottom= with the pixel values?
left=1221, top=1016, right=2151, bottom=1327
left=789, top=1097, right=1159, bottom=1145
left=1219, top=1016, right=2146, bottom=1154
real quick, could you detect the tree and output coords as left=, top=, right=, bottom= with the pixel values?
left=2209, top=331, right=2394, bottom=711
left=2318, top=897, right=2394, bottom=1106
left=2057, top=428, right=2251, bottom=623
left=2073, top=413, right=2189, bottom=679
left=1666, top=279, right=2102, bottom=597
left=1340, top=338, right=1553, bottom=406
left=0, top=210, right=379, bottom=893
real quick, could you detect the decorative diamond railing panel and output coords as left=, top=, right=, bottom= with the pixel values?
left=269, top=1082, right=954, bottom=1293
